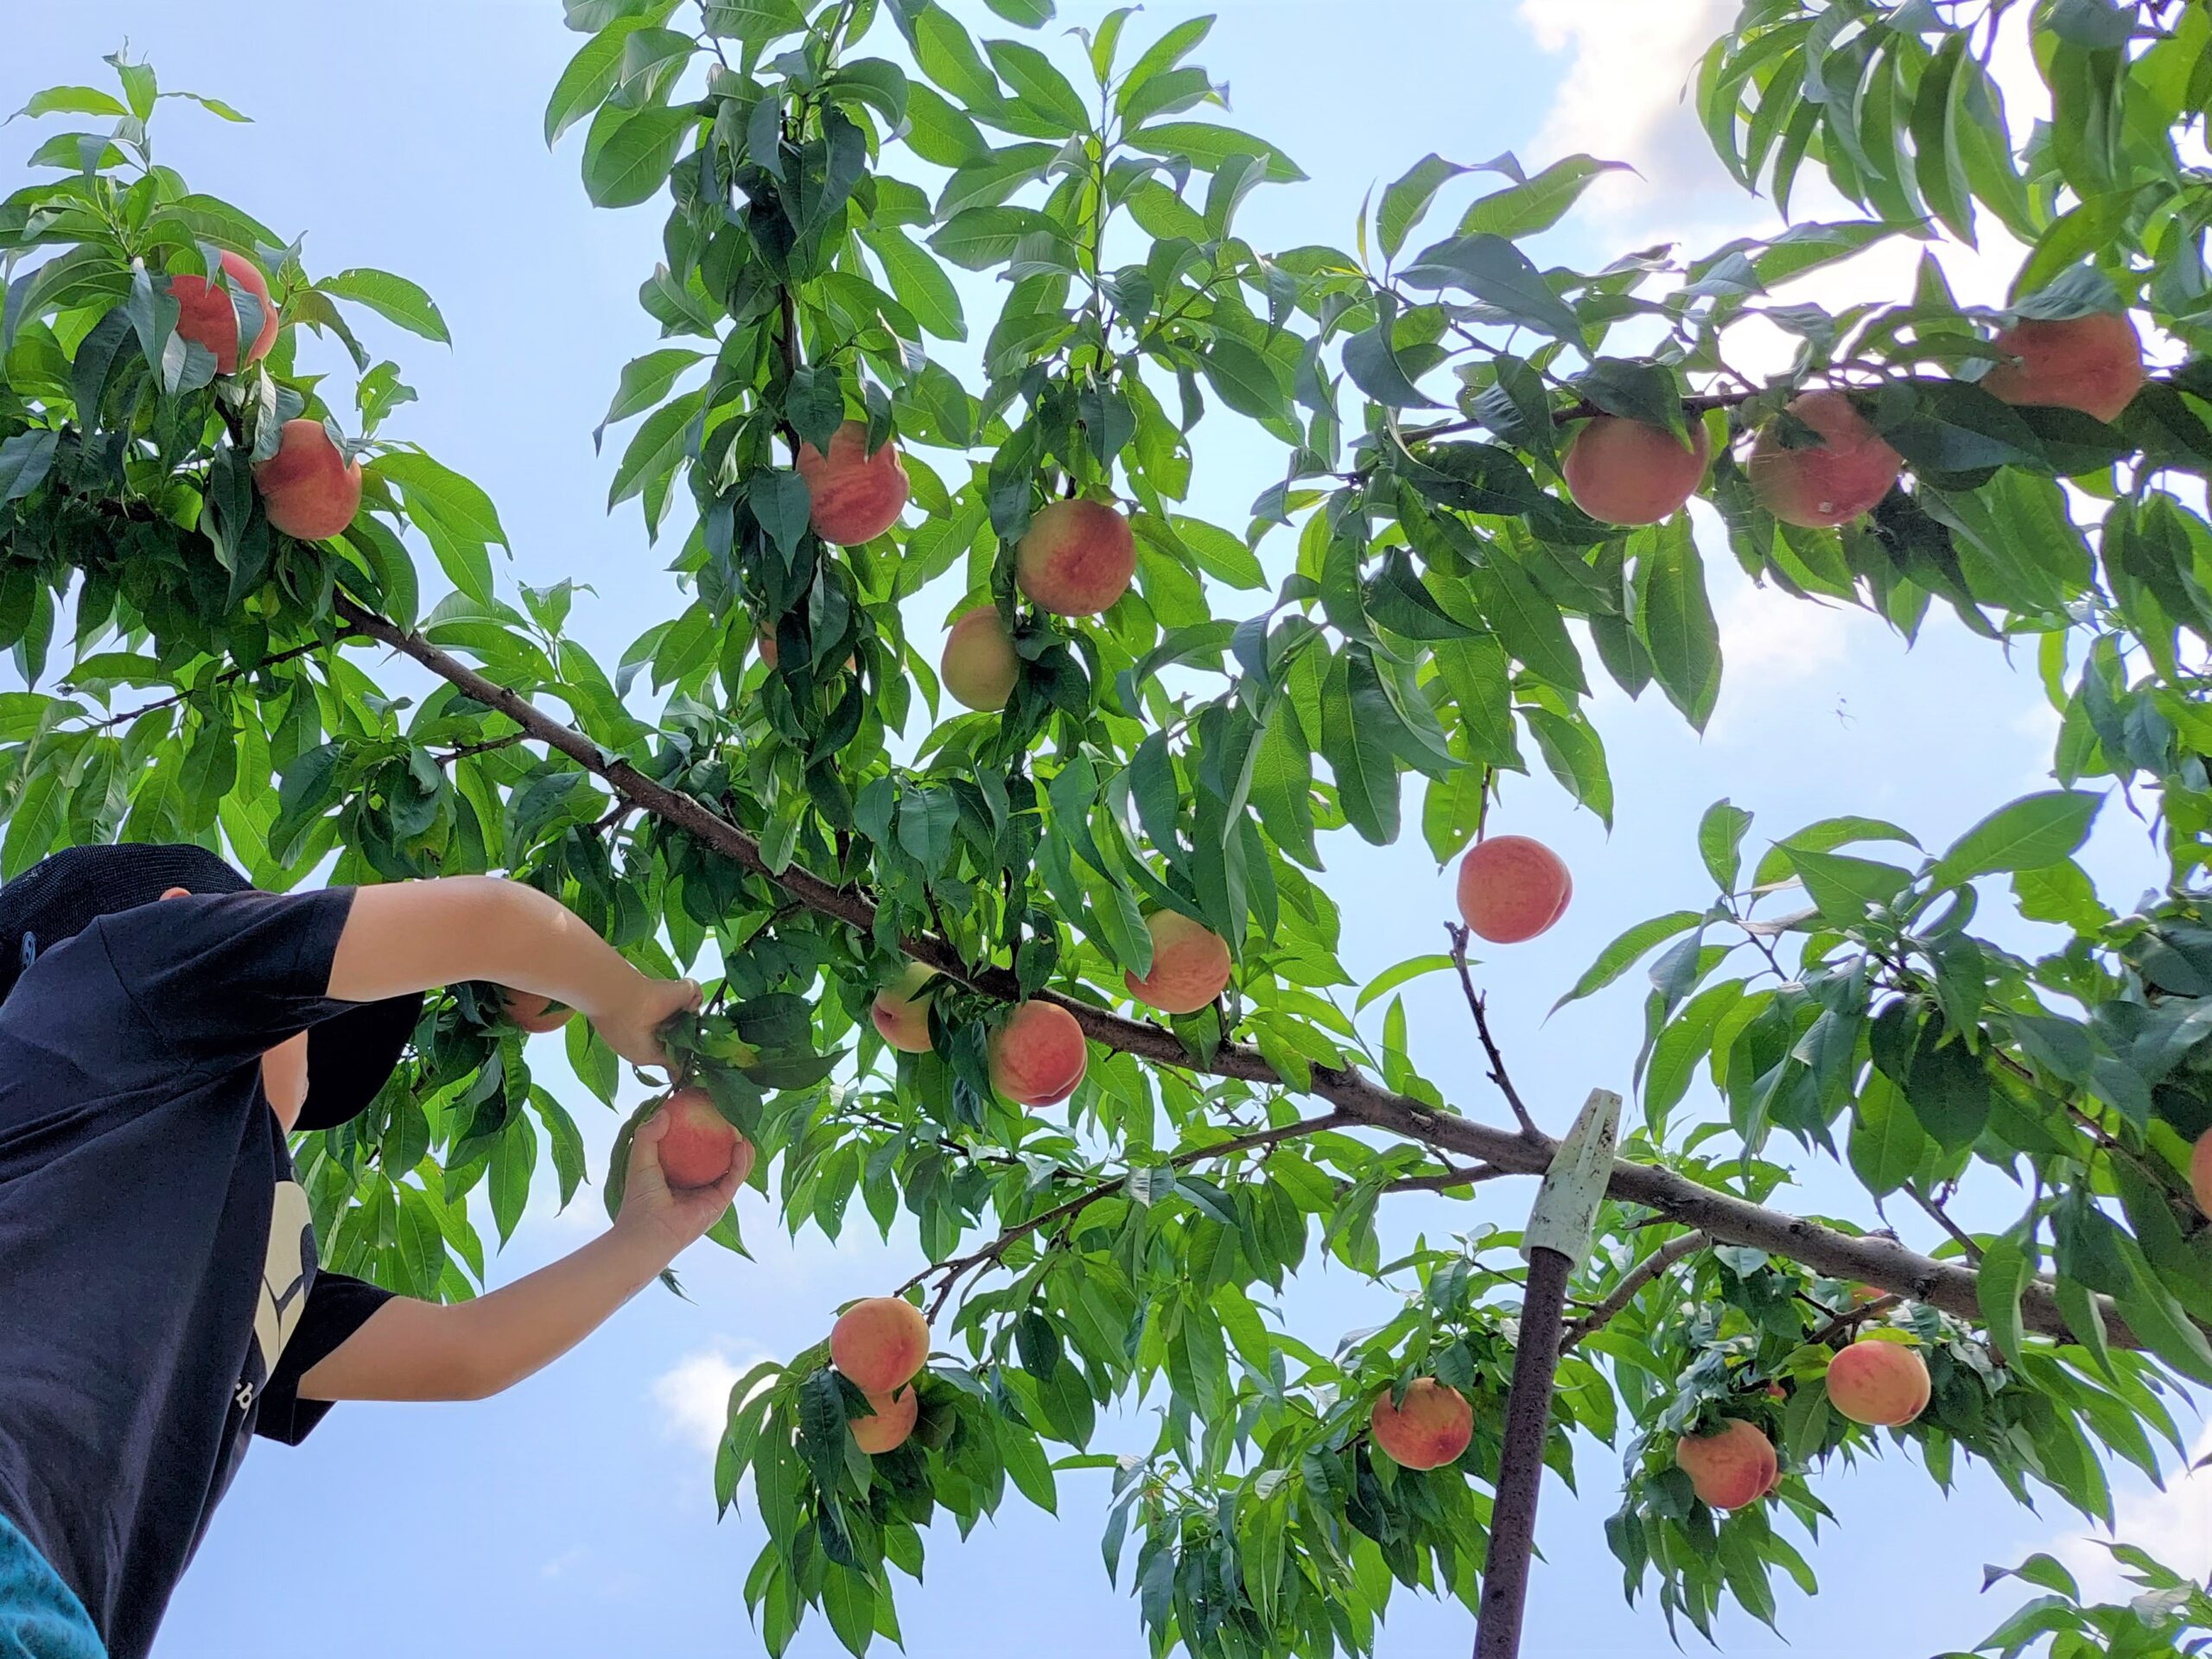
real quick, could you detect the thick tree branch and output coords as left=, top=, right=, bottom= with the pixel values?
left=1560, top=1231, right=1708, bottom=1351
left=333, top=596, right=2149, bottom=1354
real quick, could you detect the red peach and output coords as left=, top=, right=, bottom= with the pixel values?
left=830, top=1297, right=931, bottom=1394
left=1980, top=312, right=2145, bottom=424
left=503, top=989, right=574, bottom=1033
left=871, top=963, right=935, bottom=1055
left=1825, top=1338, right=1930, bottom=1427
left=253, top=419, right=362, bottom=541
left=795, top=421, right=910, bottom=545
left=1015, top=499, right=1135, bottom=616
left=1562, top=416, right=1712, bottom=525
left=850, top=1386, right=918, bottom=1455
left=1674, top=1418, right=1777, bottom=1510
left=987, top=1001, right=1087, bottom=1106
left=941, top=608, right=1020, bottom=711
left=1748, top=391, right=1903, bottom=529
left=658, top=1087, right=751, bottom=1191
left=1369, top=1378, right=1474, bottom=1471
left=1124, top=911, right=1233, bottom=1015
left=1455, top=836, right=1573, bottom=944
left=2191, top=1128, right=2212, bottom=1217
left=170, top=250, right=278, bottom=374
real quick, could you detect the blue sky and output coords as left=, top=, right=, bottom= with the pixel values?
left=6, top=3, right=2202, bottom=1656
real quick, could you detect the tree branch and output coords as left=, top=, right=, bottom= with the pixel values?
left=1384, top=1162, right=1510, bottom=1196
left=1446, top=921, right=1543, bottom=1140
left=1904, top=1185, right=1985, bottom=1264
left=331, top=596, right=2154, bottom=1354
left=73, top=630, right=350, bottom=731
left=1560, top=1231, right=1708, bottom=1351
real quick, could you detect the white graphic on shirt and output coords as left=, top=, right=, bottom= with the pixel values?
left=253, top=1179, right=314, bottom=1376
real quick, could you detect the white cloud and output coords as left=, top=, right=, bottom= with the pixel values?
left=651, top=1341, right=776, bottom=1453
left=2037, top=1424, right=2212, bottom=1605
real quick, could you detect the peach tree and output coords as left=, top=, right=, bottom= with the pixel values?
left=6, top=0, right=2212, bottom=1652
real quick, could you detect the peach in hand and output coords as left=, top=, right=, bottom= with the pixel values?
left=658, top=1087, right=753, bottom=1191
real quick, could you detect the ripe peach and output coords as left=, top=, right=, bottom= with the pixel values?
left=658, top=1087, right=751, bottom=1190
left=830, top=1296, right=931, bottom=1394
left=503, top=989, right=573, bottom=1033
left=1825, top=1338, right=1930, bottom=1427
left=2191, top=1128, right=2212, bottom=1217
left=253, top=419, right=362, bottom=541
left=871, top=963, right=935, bottom=1054
left=1455, top=835, right=1572, bottom=944
left=1015, top=499, right=1135, bottom=616
left=170, top=250, right=277, bottom=375
left=1561, top=416, right=1712, bottom=525
left=1673, top=1418, right=1777, bottom=1510
left=1980, top=312, right=2144, bottom=424
left=1369, top=1378, right=1473, bottom=1471
left=987, top=1001, right=1087, bottom=1107
left=1748, top=391, right=1903, bottom=528
left=941, top=608, right=1020, bottom=711
left=795, top=421, right=909, bottom=545
left=1124, top=912, right=1233, bottom=1015
left=850, top=1386, right=918, bottom=1455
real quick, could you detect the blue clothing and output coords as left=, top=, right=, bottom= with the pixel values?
left=0, top=1510, right=103, bottom=1659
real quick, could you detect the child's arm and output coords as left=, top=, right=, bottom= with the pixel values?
left=327, top=876, right=697, bottom=1069
left=295, top=1108, right=742, bottom=1403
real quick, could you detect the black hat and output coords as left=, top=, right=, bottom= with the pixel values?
left=0, top=843, right=422, bottom=1132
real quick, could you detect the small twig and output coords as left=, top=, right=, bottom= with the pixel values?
left=1560, top=1231, right=1708, bottom=1351
left=1445, top=922, right=1541, bottom=1140
left=435, top=732, right=527, bottom=767
left=899, top=1110, right=1349, bottom=1318
left=73, top=630, right=349, bottom=731
left=1904, top=1185, right=1985, bottom=1264
left=1384, top=1163, right=1511, bottom=1195
left=1806, top=1292, right=1904, bottom=1349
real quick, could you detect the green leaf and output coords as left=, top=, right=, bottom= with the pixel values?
left=1468, top=557, right=1586, bottom=695
left=862, top=227, right=965, bottom=341
left=607, top=391, right=699, bottom=514
left=1553, top=912, right=1703, bottom=1014
left=1787, top=846, right=1912, bottom=924
left=1400, top=233, right=1583, bottom=340
left=1319, top=650, right=1402, bottom=845
left=582, top=103, right=693, bottom=208
left=1356, top=953, right=1455, bottom=1014
left=1931, top=790, right=2102, bottom=886
left=374, top=450, right=511, bottom=550
left=1201, top=335, right=1289, bottom=421
left=1124, top=122, right=1304, bottom=183
left=317, top=269, right=452, bottom=345
left=1456, top=154, right=1630, bottom=239
left=543, top=14, right=671, bottom=145
left=1976, top=1236, right=2031, bottom=1363
left=1377, top=154, right=1474, bottom=261
left=1755, top=816, right=1919, bottom=886
left=982, top=40, right=1090, bottom=132
left=1846, top=1071, right=1929, bottom=1198
left=12, top=86, right=130, bottom=122
left=1634, top=518, right=1722, bottom=730
left=594, top=347, right=706, bottom=445
left=701, top=0, right=806, bottom=41
left=1698, top=799, right=1753, bottom=893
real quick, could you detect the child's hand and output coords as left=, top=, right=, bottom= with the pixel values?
left=614, top=1103, right=747, bottom=1259
left=590, top=975, right=702, bottom=1073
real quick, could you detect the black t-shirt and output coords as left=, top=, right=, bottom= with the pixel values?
left=0, top=887, right=392, bottom=1659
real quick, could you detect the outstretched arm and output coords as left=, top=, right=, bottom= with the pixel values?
left=327, top=876, right=697, bottom=1069
left=297, top=1107, right=741, bottom=1403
